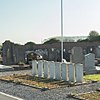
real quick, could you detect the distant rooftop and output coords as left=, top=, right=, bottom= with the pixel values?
left=43, top=36, right=88, bottom=43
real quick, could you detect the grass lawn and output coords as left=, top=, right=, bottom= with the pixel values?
left=79, top=92, right=100, bottom=100
left=81, top=74, right=100, bottom=100
left=83, top=74, right=100, bottom=82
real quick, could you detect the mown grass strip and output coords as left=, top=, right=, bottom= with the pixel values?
left=79, top=92, right=100, bottom=100
left=83, top=74, right=100, bottom=82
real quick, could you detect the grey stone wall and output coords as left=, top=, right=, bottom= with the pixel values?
left=12, top=44, right=25, bottom=64
left=3, top=41, right=14, bottom=65
left=2, top=40, right=100, bottom=65
left=2, top=41, right=25, bottom=65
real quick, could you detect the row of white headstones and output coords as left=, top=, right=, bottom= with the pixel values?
left=32, top=60, right=83, bottom=83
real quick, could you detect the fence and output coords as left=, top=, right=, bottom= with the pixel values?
left=32, top=60, right=83, bottom=83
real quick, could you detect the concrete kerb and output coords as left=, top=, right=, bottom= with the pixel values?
left=0, top=92, right=23, bottom=100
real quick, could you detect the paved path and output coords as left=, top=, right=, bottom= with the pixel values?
left=0, top=92, right=23, bottom=100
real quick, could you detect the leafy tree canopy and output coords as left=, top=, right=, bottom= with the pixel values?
left=25, top=41, right=36, bottom=45
left=43, top=38, right=60, bottom=44
left=88, top=30, right=99, bottom=41
left=77, top=30, right=100, bottom=42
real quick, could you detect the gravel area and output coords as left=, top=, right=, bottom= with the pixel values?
left=0, top=70, right=32, bottom=76
left=0, top=70, right=100, bottom=100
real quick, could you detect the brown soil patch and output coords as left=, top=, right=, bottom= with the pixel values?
left=0, top=74, right=68, bottom=89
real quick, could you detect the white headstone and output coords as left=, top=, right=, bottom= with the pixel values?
left=44, top=61, right=49, bottom=78
left=38, top=60, right=43, bottom=77
left=61, top=63, right=68, bottom=81
left=55, top=62, right=61, bottom=80
left=68, top=63, right=75, bottom=82
left=32, top=60, right=37, bottom=76
left=49, top=61, right=55, bottom=79
left=75, top=64, right=83, bottom=82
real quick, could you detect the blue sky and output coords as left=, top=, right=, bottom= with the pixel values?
left=0, top=0, right=100, bottom=44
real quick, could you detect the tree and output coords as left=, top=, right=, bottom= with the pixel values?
left=77, top=30, right=100, bottom=42
left=25, top=41, right=36, bottom=45
left=77, top=39, right=89, bottom=42
left=43, top=38, right=60, bottom=44
left=88, top=30, right=99, bottom=41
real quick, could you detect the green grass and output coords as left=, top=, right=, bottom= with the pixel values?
left=79, top=92, right=100, bottom=100
left=84, top=74, right=100, bottom=82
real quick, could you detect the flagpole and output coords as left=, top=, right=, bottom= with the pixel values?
left=61, top=0, right=63, bottom=62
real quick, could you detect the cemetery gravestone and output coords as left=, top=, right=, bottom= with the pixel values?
left=61, top=63, right=68, bottom=81
left=95, top=48, right=100, bottom=58
left=70, top=47, right=84, bottom=64
left=55, top=62, right=61, bottom=80
left=68, top=63, right=75, bottom=82
left=84, top=53, right=95, bottom=73
left=32, top=60, right=37, bottom=76
left=38, top=60, right=44, bottom=77
left=49, top=61, right=55, bottom=79
left=75, top=64, right=83, bottom=82
left=44, top=61, right=49, bottom=78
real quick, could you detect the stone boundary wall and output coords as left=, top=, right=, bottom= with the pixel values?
left=2, top=41, right=25, bottom=65
left=32, top=60, right=83, bottom=83
left=2, top=40, right=100, bottom=65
